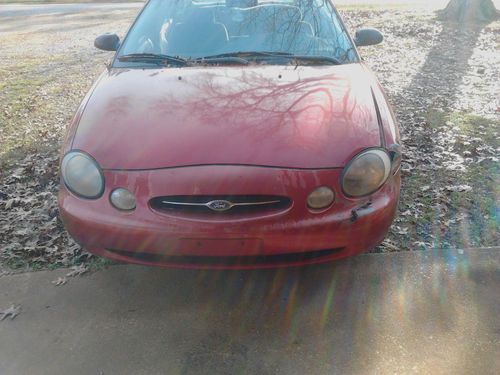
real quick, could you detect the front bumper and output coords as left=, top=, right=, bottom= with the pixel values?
left=59, top=165, right=400, bottom=269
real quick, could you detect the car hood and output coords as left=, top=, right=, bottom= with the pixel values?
left=72, top=64, right=381, bottom=170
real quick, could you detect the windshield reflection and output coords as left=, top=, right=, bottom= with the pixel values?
left=117, top=0, right=358, bottom=65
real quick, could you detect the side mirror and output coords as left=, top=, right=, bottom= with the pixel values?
left=354, top=28, right=383, bottom=47
left=94, top=33, right=120, bottom=51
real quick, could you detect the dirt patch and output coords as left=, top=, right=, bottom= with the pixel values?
left=0, top=7, right=499, bottom=270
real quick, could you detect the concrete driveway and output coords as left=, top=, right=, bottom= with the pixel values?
left=0, top=248, right=498, bottom=374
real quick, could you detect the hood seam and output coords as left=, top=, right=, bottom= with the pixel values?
left=370, top=87, right=386, bottom=148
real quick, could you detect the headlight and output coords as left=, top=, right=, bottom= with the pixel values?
left=342, top=149, right=391, bottom=197
left=61, top=151, right=104, bottom=199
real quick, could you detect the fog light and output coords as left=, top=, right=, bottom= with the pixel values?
left=110, top=188, right=136, bottom=211
left=307, top=187, right=335, bottom=210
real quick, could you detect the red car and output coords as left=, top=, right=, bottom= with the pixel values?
left=59, top=0, right=401, bottom=269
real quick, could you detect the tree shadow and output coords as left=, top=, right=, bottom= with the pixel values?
left=384, top=13, right=499, bottom=374
left=395, top=17, right=493, bottom=126
left=388, top=14, right=497, bottom=248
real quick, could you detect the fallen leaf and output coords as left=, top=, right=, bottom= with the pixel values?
left=445, top=185, right=473, bottom=192
left=66, top=264, right=88, bottom=278
left=0, top=304, right=21, bottom=321
left=397, top=227, right=409, bottom=235
left=52, top=277, right=67, bottom=286
left=5, top=198, right=18, bottom=210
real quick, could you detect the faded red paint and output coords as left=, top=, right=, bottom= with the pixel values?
left=71, top=64, right=384, bottom=169
left=59, top=63, right=401, bottom=269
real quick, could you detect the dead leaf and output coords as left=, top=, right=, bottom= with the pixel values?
left=0, top=304, right=21, bottom=321
left=397, top=227, right=409, bottom=235
left=66, top=264, right=88, bottom=278
left=5, top=198, right=18, bottom=210
left=381, top=240, right=399, bottom=251
left=445, top=185, right=473, bottom=192
left=52, top=277, right=67, bottom=286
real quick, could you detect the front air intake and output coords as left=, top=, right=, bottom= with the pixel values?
left=150, top=195, right=292, bottom=217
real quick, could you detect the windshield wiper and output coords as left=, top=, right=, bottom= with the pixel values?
left=118, top=52, right=340, bottom=67
left=192, top=56, right=249, bottom=65
left=118, top=53, right=249, bottom=66
left=288, top=55, right=342, bottom=65
left=198, top=51, right=341, bottom=65
left=200, top=51, right=295, bottom=60
left=118, top=53, right=188, bottom=66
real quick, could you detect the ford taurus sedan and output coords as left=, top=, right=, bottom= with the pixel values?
left=58, top=0, right=402, bottom=269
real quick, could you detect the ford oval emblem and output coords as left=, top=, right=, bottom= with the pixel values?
left=207, top=200, right=233, bottom=212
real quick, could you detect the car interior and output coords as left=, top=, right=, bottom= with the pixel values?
left=145, top=0, right=335, bottom=58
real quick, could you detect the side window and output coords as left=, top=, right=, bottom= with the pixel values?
left=120, top=1, right=168, bottom=55
left=301, top=0, right=357, bottom=63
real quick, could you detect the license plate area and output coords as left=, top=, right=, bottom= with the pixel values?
left=176, top=238, right=263, bottom=256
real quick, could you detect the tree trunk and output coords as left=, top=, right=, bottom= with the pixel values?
left=439, top=0, right=499, bottom=22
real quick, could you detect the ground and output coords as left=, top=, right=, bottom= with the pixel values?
left=1, top=249, right=499, bottom=375
left=0, top=3, right=499, bottom=272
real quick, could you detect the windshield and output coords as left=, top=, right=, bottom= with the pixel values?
left=117, top=0, right=358, bottom=65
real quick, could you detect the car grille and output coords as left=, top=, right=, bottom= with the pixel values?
left=150, top=195, right=292, bottom=217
